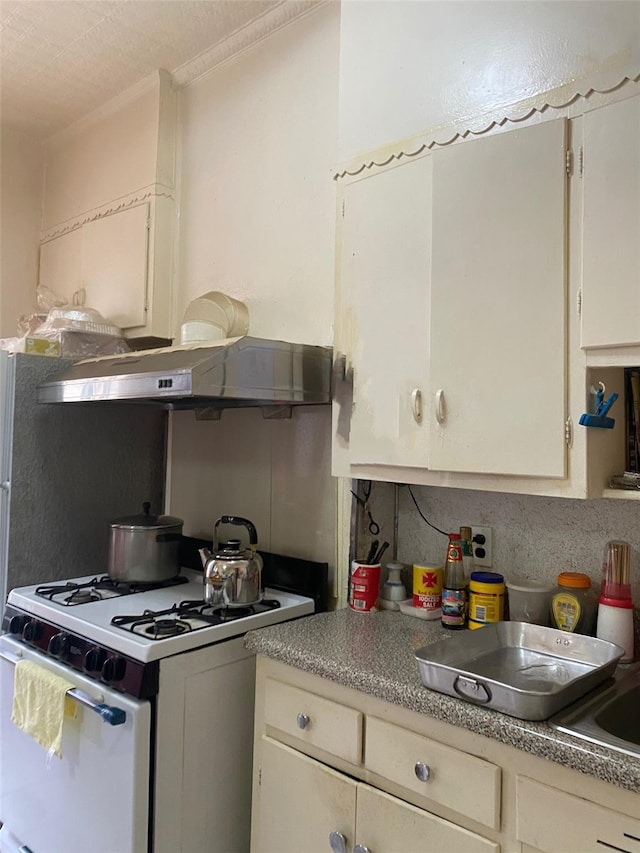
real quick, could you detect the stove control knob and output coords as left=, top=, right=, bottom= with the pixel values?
left=22, top=620, right=43, bottom=643
left=102, top=656, right=126, bottom=683
left=48, top=632, right=70, bottom=659
left=84, top=648, right=108, bottom=674
left=8, top=614, right=30, bottom=635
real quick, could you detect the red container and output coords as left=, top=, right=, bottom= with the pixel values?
left=349, top=561, right=381, bottom=612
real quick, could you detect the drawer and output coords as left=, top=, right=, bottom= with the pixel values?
left=364, top=716, right=501, bottom=830
left=263, top=678, right=363, bottom=765
left=516, top=776, right=640, bottom=853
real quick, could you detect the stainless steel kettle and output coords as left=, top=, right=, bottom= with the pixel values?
left=199, top=516, right=263, bottom=606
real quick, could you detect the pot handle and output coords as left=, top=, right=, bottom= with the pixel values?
left=214, top=516, right=258, bottom=548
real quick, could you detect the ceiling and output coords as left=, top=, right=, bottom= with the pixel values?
left=0, top=0, right=319, bottom=139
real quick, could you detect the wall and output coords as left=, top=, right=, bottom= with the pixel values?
left=0, top=129, right=45, bottom=338
left=42, top=71, right=174, bottom=232
left=395, top=485, right=640, bottom=607
left=167, top=3, right=340, bottom=591
left=176, top=2, right=339, bottom=344
left=338, top=0, right=640, bottom=164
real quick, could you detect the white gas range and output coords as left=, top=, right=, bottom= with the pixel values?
left=0, top=559, right=323, bottom=853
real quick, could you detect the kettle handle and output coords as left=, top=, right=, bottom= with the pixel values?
left=214, top=516, right=258, bottom=549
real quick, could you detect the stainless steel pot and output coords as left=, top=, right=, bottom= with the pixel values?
left=108, top=502, right=183, bottom=583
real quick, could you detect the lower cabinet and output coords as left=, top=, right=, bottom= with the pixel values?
left=255, top=737, right=498, bottom=853
left=251, top=657, right=640, bottom=853
left=516, top=776, right=640, bottom=853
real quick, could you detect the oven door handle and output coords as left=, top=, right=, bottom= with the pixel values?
left=0, top=649, right=127, bottom=726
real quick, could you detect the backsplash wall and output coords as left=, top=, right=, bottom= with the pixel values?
left=363, top=482, right=640, bottom=606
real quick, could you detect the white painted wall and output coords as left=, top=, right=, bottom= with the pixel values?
left=176, top=3, right=339, bottom=345
left=338, top=0, right=640, bottom=162
left=0, top=129, right=45, bottom=338
left=362, top=481, right=640, bottom=613
left=167, top=4, right=340, bottom=586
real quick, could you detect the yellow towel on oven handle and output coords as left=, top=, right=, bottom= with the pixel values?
left=11, top=659, right=77, bottom=759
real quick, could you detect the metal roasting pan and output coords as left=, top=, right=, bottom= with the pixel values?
left=414, top=622, right=624, bottom=720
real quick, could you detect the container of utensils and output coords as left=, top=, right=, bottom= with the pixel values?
left=596, top=540, right=634, bottom=662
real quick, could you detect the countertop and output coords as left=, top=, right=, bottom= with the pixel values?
left=244, top=608, right=640, bottom=794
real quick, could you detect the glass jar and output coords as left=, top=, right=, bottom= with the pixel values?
left=550, top=572, right=597, bottom=635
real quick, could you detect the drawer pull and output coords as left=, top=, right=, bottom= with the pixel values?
left=329, top=831, right=347, bottom=853
left=296, top=712, right=310, bottom=730
left=414, top=761, right=431, bottom=782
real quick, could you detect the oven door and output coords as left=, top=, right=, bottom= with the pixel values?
left=0, top=635, right=151, bottom=853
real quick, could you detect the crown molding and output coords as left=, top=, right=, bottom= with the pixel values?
left=41, top=184, right=174, bottom=242
left=334, top=68, right=640, bottom=180
left=173, top=0, right=326, bottom=87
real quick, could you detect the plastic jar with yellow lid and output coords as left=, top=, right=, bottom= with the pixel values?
left=468, top=571, right=505, bottom=629
left=550, top=572, right=597, bottom=635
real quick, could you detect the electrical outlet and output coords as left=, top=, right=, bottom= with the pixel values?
left=471, top=526, right=493, bottom=568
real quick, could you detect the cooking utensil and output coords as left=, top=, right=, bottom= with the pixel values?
left=373, top=541, right=389, bottom=564
left=415, top=622, right=623, bottom=720
left=108, top=502, right=183, bottom=583
left=365, top=539, right=379, bottom=565
left=199, top=516, right=263, bottom=606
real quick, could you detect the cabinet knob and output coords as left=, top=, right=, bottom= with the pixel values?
left=296, top=712, right=310, bottom=730
left=414, top=761, right=431, bottom=782
left=411, top=388, right=423, bottom=424
left=353, top=846, right=371, bottom=853
left=0, top=481, right=9, bottom=492
left=435, top=389, right=446, bottom=424
left=329, top=831, right=347, bottom=853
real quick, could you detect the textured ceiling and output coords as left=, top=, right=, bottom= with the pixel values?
left=0, top=0, right=317, bottom=138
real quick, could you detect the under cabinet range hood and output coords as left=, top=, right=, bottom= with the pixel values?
left=37, top=337, right=332, bottom=410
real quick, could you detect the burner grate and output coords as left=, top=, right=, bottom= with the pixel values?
left=35, top=574, right=190, bottom=605
left=110, top=598, right=281, bottom=639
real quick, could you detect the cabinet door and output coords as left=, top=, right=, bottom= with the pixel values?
left=516, top=775, right=640, bottom=853
left=429, top=119, right=567, bottom=477
left=581, top=96, right=640, bottom=348
left=81, top=204, right=149, bottom=331
left=38, top=228, right=83, bottom=305
left=339, top=156, right=432, bottom=467
left=254, top=736, right=357, bottom=853
left=355, top=783, right=499, bottom=853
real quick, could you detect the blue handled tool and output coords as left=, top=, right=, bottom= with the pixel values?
left=579, top=383, right=619, bottom=429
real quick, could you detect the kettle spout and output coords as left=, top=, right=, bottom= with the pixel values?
left=199, top=547, right=214, bottom=569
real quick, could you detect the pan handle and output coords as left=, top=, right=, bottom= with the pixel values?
left=453, top=675, right=492, bottom=704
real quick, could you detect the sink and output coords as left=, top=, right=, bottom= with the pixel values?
left=550, top=662, right=640, bottom=758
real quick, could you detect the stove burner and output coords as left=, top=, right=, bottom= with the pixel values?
left=65, top=589, right=102, bottom=605
left=110, top=597, right=282, bottom=638
left=145, top=618, right=190, bottom=638
left=216, top=606, right=252, bottom=622
left=35, top=574, right=190, bottom=605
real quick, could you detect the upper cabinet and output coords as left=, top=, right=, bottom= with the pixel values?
left=333, top=118, right=569, bottom=482
left=38, top=72, right=177, bottom=342
left=334, top=155, right=432, bottom=470
left=581, top=95, right=640, bottom=350
left=429, top=118, right=568, bottom=477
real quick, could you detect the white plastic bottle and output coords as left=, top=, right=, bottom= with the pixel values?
left=596, top=599, right=634, bottom=662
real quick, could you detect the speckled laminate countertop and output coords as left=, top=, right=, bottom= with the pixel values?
left=245, top=608, right=640, bottom=794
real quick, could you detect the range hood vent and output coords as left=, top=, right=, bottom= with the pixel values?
left=37, top=337, right=332, bottom=411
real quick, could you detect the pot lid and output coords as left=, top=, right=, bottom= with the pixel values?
left=111, top=501, right=183, bottom=529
